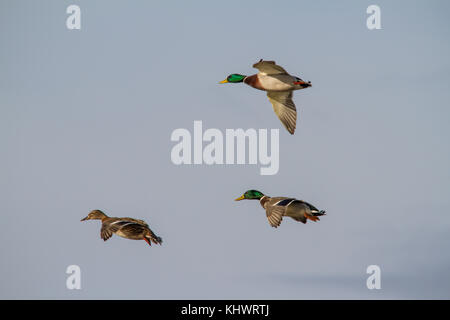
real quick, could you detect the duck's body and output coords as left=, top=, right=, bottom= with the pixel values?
left=260, top=195, right=325, bottom=228
left=235, top=190, right=325, bottom=228
left=220, top=60, right=312, bottom=134
left=81, top=210, right=162, bottom=246
left=244, top=73, right=307, bottom=92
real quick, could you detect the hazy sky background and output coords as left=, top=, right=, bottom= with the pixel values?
left=1, top=0, right=449, bottom=299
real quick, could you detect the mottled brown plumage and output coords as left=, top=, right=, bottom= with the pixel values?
left=81, top=210, right=162, bottom=246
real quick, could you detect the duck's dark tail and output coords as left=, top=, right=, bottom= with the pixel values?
left=312, top=210, right=326, bottom=216
left=153, top=235, right=163, bottom=245
left=305, top=210, right=326, bottom=222
left=144, top=232, right=163, bottom=246
left=306, top=210, right=325, bottom=222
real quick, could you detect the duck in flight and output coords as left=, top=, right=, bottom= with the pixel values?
left=81, top=210, right=162, bottom=246
left=220, top=59, right=311, bottom=134
left=235, top=190, right=325, bottom=228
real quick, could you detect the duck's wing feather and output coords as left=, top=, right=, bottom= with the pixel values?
left=267, top=91, right=297, bottom=134
left=100, top=224, right=114, bottom=241
left=104, top=219, right=148, bottom=236
left=266, top=206, right=284, bottom=228
left=284, top=200, right=309, bottom=224
left=298, top=200, right=320, bottom=212
left=120, top=217, right=149, bottom=227
left=253, top=60, right=288, bottom=75
left=118, top=222, right=148, bottom=235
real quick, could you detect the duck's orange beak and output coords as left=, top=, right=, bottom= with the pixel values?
left=235, top=195, right=245, bottom=201
left=219, top=79, right=228, bottom=84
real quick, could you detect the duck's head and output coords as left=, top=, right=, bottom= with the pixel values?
left=81, top=209, right=107, bottom=221
left=219, top=74, right=246, bottom=84
left=235, top=189, right=265, bottom=201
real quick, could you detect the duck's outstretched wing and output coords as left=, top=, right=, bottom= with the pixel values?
left=267, top=91, right=297, bottom=134
left=100, top=224, right=113, bottom=241
left=265, top=206, right=285, bottom=228
left=101, top=219, right=148, bottom=240
left=253, top=59, right=288, bottom=75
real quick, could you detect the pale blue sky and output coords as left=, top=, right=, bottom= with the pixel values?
left=1, top=0, right=450, bottom=299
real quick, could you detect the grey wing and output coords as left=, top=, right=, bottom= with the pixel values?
left=253, top=59, right=288, bottom=75
left=266, top=206, right=285, bottom=228
left=285, top=201, right=308, bottom=224
left=299, top=200, right=320, bottom=212
left=267, top=91, right=297, bottom=134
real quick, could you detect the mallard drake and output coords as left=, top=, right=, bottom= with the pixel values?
left=81, top=209, right=162, bottom=246
left=235, top=190, right=325, bottom=228
left=220, top=59, right=311, bottom=134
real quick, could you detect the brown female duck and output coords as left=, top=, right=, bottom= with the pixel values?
left=81, top=210, right=162, bottom=246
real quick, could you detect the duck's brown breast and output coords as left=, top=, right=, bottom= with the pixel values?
left=244, top=74, right=265, bottom=91
left=259, top=196, right=270, bottom=208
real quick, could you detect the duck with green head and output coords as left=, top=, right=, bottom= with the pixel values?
left=220, top=59, right=312, bottom=135
left=235, top=190, right=325, bottom=228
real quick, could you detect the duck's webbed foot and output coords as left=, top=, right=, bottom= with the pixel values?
left=143, top=237, right=152, bottom=246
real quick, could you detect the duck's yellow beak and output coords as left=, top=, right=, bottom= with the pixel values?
left=235, top=195, right=245, bottom=201
left=219, top=79, right=228, bottom=84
